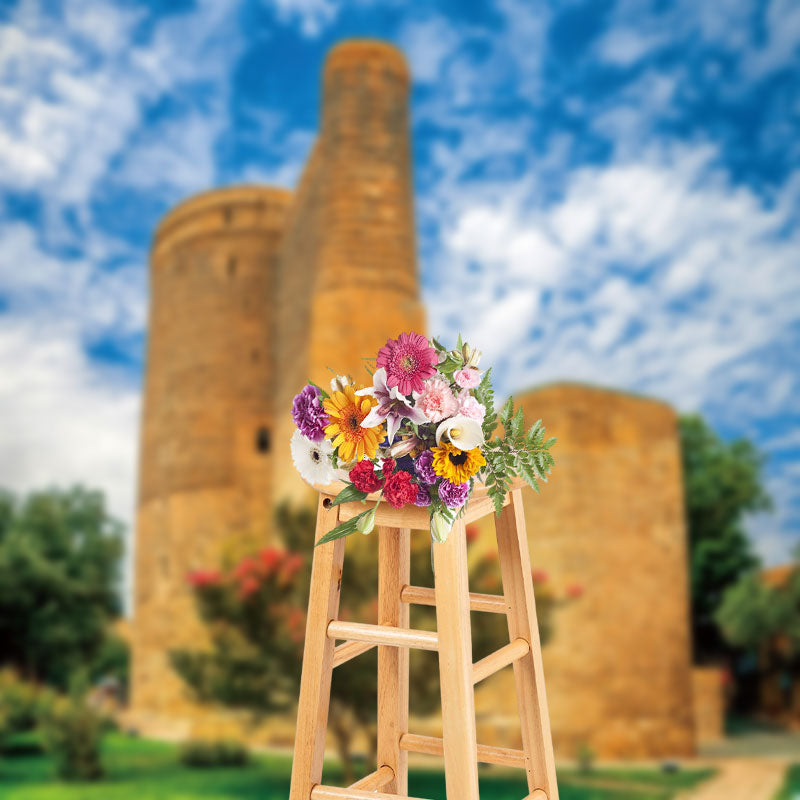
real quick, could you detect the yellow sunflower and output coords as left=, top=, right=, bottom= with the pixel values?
left=431, top=442, right=486, bottom=484
left=323, top=385, right=382, bottom=462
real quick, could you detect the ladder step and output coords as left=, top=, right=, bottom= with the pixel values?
left=349, top=765, right=394, bottom=790
left=525, top=791, right=548, bottom=800
left=327, top=620, right=439, bottom=651
left=311, top=783, right=428, bottom=800
left=400, top=584, right=507, bottom=614
left=399, top=732, right=526, bottom=768
left=311, top=787, right=427, bottom=800
left=332, top=640, right=376, bottom=668
left=472, top=637, right=530, bottom=684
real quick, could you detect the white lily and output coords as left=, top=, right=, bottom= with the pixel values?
left=330, top=374, right=351, bottom=393
left=356, top=507, right=376, bottom=536
left=435, top=415, right=485, bottom=450
left=389, top=435, right=421, bottom=458
left=356, top=367, right=427, bottom=443
left=430, top=511, right=453, bottom=544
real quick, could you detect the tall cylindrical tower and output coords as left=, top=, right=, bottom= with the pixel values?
left=132, top=186, right=291, bottom=726
left=518, top=383, right=695, bottom=758
left=275, top=40, right=426, bottom=502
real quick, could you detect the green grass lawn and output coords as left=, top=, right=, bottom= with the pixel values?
left=774, top=764, right=800, bottom=800
left=0, top=733, right=713, bottom=800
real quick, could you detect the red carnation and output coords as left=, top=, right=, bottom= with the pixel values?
left=383, top=470, right=417, bottom=509
left=381, top=458, right=396, bottom=478
left=349, top=459, right=383, bottom=493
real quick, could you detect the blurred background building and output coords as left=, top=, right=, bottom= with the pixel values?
left=129, top=39, right=702, bottom=760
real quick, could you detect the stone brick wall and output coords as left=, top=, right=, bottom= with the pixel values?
left=274, top=40, right=425, bottom=502
left=132, top=40, right=425, bottom=736
left=516, top=383, right=696, bottom=758
left=692, top=667, right=725, bottom=744
left=132, top=186, right=291, bottom=725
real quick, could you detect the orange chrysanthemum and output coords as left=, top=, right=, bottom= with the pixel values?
left=323, top=385, right=382, bottom=463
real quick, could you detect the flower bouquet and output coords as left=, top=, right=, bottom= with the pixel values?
left=290, top=332, right=555, bottom=545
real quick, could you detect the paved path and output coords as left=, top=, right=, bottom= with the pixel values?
left=679, top=758, right=788, bottom=800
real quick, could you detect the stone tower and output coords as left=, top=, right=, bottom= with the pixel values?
left=132, top=187, right=291, bottom=728
left=131, top=40, right=425, bottom=734
left=518, top=384, right=695, bottom=758
left=274, top=40, right=425, bottom=501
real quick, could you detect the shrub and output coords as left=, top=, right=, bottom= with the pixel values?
left=0, top=669, right=54, bottom=747
left=576, top=741, right=595, bottom=774
left=179, top=739, right=249, bottom=767
left=39, top=694, right=105, bottom=780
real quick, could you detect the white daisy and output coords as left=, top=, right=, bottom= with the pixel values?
left=290, top=429, right=336, bottom=485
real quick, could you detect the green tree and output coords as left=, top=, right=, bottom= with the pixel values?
left=0, top=486, right=125, bottom=689
left=717, top=558, right=800, bottom=715
left=172, top=503, right=562, bottom=781
left=678, top=415, right=771, bottom=662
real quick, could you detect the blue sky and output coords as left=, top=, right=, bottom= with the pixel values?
left=0, top=0, right=798, bottom=577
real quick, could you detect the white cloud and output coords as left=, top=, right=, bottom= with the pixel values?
left=0, top=0, right=245, bottom=213
left=0, top=318, right=139, bottom=528
left=422, top=138, right=800, bottom=560
left=398, top=15, right=460, bottom=83
left=267, top=0, right=341, bottom=37
left=596, top=27, right=665, bottom=66
left=599, top=0, right=800, bottom=84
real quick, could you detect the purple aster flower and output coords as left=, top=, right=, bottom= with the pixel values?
left=413, top=484, right=432, bottom=507
left=438, top=479, right=470, bottom=509
left=292, top=384, right=329, bottom=442
left=414, top=449, right=437, bottom=485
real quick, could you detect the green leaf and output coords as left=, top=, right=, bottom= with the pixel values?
left=330, top=483, right=369, bottom=507
left=315, top=509, right=373, bottom=546
left=308, top=380, right=329, bottom=400
left=500, top=396, right=514, bottom=427
left=511, top=406, right=524, bottom=438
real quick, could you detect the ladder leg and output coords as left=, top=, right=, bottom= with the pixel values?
left=495, top=489, right=559, bottom=800
left=377, top=526, right=410, bottom=794
left=290, top=496, right=346, bottom=800
left=433, top=519, right=480, bottom=800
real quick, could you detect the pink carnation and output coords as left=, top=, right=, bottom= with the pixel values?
left=457, top=393, right=486, bottom=423
left=454, top=368, right=481, bottom=389
left=417, top=377, right=458, bottom=422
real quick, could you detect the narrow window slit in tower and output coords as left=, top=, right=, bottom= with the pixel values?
left=227, top=256, right=237, bottom=277
left=223, top=206, right=233, bottom=224
left=256, top=427, right=270, bottom=454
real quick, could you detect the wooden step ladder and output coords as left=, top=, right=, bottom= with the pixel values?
left=289, top=482, right=558, bottom=800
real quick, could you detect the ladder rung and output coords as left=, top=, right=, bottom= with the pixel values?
left=332, top=640, right=376, bottom=668
left=399, top=732, right=526, bottom=768
left=400, top=584, right=507, bottom=614
left=472, top=637, right=530, bottom=684
left=327, top=620, right=439, bottom=651
left=311, top=786, right=426, bottom=800
left=349, top=765, right=394, bottom=790
left=526, top=791, right=548, bottom=800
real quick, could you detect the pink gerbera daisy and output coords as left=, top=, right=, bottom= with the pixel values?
left=376, top=332, right=438, bottom=395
